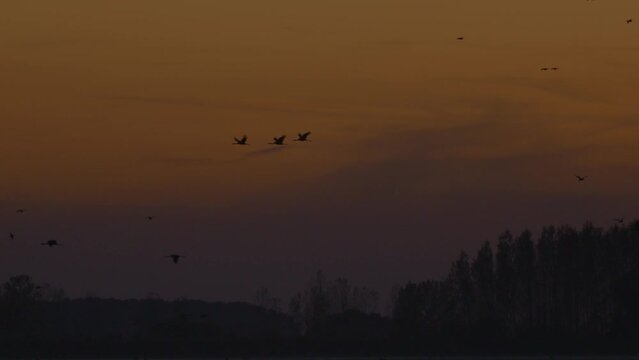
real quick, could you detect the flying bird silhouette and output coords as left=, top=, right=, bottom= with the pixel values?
left=540, top=68, right=549, bottom=71
left=166, top=254, right=185, bottom=264
left=269, top=135, right=286, bottom=145
left=294, top=132, right=312, bottom=142
left=41, top=240, right=60, bottom=247
left=9, top=233, right=15, bottom=240
left=233, top=135, right=249, bottom=145
left=146, top=216, right=155, bottom=221
left=551, top=67, right=559, bottom=71
left=457, top=36, right=464, bottom=40
left=614, top=218, right=624, bottom=224
left=627, top=19, right=633, bottom=24
left=575, top=175, right=587, bottom=182
left=16, top=209, right=25, bottom=214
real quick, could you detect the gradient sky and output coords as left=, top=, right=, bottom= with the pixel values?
left=1, top=0, right=638, bottom=302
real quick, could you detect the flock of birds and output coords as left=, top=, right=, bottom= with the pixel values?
left=2, top=5, right=636, bottom=268
left=455, top=16, right=634, bottom=72
left=4, top=123, right=627, bottom=264
left=8, top=209, right=188, bottom=263
left=232, top=131, right=312, bottom=146
left=5, top=132, right=313, bottom=264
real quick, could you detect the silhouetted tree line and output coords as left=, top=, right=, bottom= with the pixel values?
left=286, top=270, right=389, bottom=355
left=0, top=276, right=297, bottom=358
left=392, top=221, right=639, bottom=354
left=2, top=221, right=639, bottom=357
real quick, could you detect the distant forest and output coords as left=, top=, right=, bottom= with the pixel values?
left=2, top=221, right=639, bottom=357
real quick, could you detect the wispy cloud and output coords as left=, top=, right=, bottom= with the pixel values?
left=107, top=96, right=211, bottom=107
left=245, top=147, right=288, bottom=158
left=140, top=157, right=216, bottom=166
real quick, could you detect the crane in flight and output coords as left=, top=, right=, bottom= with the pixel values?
left=233, top=135, right=249, bottom=145
left=166, top=254, right=185, bottom=264
left=269, top=135, right=286, bottom=145
left=575, top=175, right=587, bottom=182
left=294, top=132, right=312, bottom=142
left=41, top=240, right=60, bottom=247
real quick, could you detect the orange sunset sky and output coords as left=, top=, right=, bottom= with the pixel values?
left=1, top=0, right=638, bottom=300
